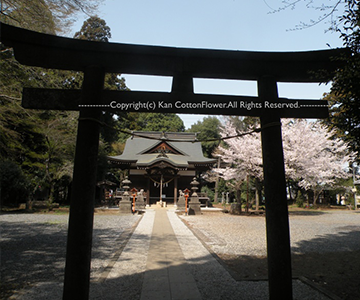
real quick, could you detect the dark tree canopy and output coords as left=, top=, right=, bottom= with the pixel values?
left=0, top=10, right=108, bottom=205
left=0, top=160, right=30, bottom=206
left=327, top=1, right=360, bottom=161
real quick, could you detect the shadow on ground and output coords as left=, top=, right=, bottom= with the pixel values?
left=288, top=210, right=326, bottom=216
left=220, top=229, right=360, bottom=300
left=0, top=216, right=140, bottom=299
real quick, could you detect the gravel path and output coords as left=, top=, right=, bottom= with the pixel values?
left=1, top=209, right=359, bottom=299
left=180, top=210, right=360, bottom=300
left=180, top=210, right=360, bottom=257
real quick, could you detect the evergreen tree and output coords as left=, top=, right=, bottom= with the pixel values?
left=73, top=16, right=130, bottom=147
left=135, top=113, right=185, bottom=132
left=187, top=116, right=221, bottom=158
left=74, top=16, right=111, bottom=42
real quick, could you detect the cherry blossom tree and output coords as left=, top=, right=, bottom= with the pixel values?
left=215, top=120, right=262, bottom=181
left=215, top=118, right=355, bottom=206
left=213, top=119, right=263, bottom=208
left=282, top=119, right=355, bottom=204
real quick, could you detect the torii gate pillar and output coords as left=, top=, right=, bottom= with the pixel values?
left=259, top=77, right=292, bottom=299
left=63, top=66, right=105, bottom=299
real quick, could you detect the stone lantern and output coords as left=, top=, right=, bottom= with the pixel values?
left=119, top=176, right=132, bottom=213
left=190, top=177, right=199, bottom=196
left=188, top=177, right=201, bottom=215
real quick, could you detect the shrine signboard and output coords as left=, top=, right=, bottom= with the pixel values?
left=0, top=22, right=348, bottom=300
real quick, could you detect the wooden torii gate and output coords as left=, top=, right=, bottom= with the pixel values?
left=0, top=23, right=347, bottom=300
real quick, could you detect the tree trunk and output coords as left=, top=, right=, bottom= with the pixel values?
left=26, top=200, right=33, bottom=210
left=236, top=189, right=242, bottom=213
left=214, top=157, right=220, bottom=202
left=313, top=190, right=322, bottom=206
left=305, top=191, right=310, bottom=207
left=255, top=178, right=262, bottom=211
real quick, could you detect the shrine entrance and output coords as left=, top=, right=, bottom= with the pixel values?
left=0, top=22, right=348, bottom=300
left=149, top=169, right=175, bottom=203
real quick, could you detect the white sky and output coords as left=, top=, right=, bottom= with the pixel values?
left=71, top=0, right=345, bottom=128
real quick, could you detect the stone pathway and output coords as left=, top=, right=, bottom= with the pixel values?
left=140, top=208, right=201, bottom=300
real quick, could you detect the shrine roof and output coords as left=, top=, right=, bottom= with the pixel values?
left=108, top=131, right=217, bottom=169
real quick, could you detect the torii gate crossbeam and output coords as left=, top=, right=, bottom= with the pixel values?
left=0, top=23, right=348, bottom=300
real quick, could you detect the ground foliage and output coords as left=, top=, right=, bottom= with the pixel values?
left=0, top=160, right=30, bottom=206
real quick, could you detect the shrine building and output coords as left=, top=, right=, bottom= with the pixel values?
left=108, top=131, right=217, bottom=206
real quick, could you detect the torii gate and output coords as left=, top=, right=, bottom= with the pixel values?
left=0, top=23, right=348, bottom=300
